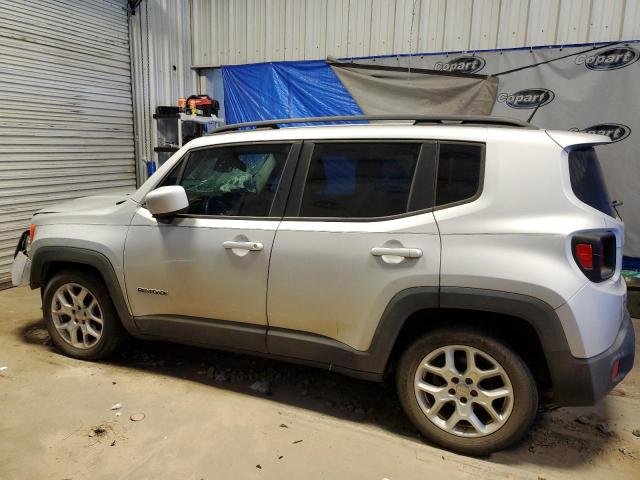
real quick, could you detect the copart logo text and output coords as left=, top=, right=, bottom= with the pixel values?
left=497, top=88, right=555, bottom=109
left=570, top=123, right=631, bottom=143
left=575, top=47, right=639, bottom=70
left=433, top=56, right=486, bottom=74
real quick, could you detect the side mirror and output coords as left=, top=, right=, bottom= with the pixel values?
left=145, top=186, right=189, bottom=221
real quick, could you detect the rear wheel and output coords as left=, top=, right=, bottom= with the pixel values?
left=396, top=328, right=538, bottom=455
left=43, top=270, right=126, bottom=360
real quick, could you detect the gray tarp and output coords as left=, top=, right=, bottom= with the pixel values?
left=330, top=63, right=498, bottom=116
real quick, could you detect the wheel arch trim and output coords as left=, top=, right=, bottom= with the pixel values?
left=370, top=286, right=566, bottom=363
left=438, top=287, right=569, bottom=354
left=379, top=287, right=572, bottom=402
left=30, top=246, right=137, bottom=334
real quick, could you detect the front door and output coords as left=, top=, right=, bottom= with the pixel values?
left=124, top=142, right=298, bottom=349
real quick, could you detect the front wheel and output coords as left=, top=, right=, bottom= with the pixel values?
left=396, top=328, right=538, bottom=455
left=42, top=270, right=126, bottom=360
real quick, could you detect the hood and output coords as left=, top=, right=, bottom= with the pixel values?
left=35, top=193, right=135, bottom=216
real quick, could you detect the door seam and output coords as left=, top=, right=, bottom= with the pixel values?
left=265, top=141, right=306, bottom=350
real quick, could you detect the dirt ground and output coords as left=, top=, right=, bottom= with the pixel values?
left=0, top=286, right=639, bottom=479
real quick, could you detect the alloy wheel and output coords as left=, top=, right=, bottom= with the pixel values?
left=50, top=283, right=104, bottom=349
left=413, top=345, right=514, bottom=437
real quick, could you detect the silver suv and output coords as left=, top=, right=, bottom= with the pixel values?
left=12, top=115, right=635, bottom=455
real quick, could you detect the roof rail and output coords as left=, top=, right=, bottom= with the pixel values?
left=212, top=115, right=535, bottom=134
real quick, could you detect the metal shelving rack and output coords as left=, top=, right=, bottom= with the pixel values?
left=152, top=111, right=224, bottom=168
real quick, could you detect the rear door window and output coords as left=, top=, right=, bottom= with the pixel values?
left=568, top=148, right=615, bottom=217
left=299, top=143, right=421, bottom=218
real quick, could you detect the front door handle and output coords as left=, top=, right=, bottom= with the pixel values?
left=223, top=241, right=264, bottom=251
left=371, top=247, right=422, bottom=258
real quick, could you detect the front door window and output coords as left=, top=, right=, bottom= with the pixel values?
left=168, top=144, right=291, bottom=217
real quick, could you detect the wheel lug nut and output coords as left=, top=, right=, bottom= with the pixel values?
left=465, top=378, right=472, bottom=385
left=471, top=390, right=478, bottom=397
left=452, top=378, right=459, bottom=384
left=448, top=389, right=456, bottom=395
left=460, top=397, right=467, bottom=404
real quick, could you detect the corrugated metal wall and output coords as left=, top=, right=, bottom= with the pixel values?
left=129, top=0, right=198, bottom=180
left=0, top=0, right=136, bottom=285
left=191, top=0, right=640, bottom=67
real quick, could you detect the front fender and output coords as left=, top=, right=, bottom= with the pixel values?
left=30, top=246, right=137, bottom=334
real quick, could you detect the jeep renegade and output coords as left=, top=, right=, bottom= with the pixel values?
left=12, top=115, right=635, bottom=454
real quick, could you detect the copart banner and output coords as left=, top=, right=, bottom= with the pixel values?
left=354, top=41, right=640, bottom=258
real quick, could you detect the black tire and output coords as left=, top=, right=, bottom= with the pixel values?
left=42, top=270, right=127, bottom=360
left=396, top=328, right=538, bottom=455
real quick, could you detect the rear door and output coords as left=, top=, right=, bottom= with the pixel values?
left=266, top=141, right=441, bottom=354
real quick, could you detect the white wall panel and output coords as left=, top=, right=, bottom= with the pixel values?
left=497, top=0, right=530, bottom=48
left=556, top=0, right=592, bottom=44
left=190, top=0, right=217, bottom=65
left=305, top=0, right=328, bottom=59
left=265, top=0, right=286, bottom=61
left=370, top=0, right=396, bottom=56
left=285, top=0, right=306, bottom=60
left=326, top=0, right=350, bottom=57
left=527, top=0, right=561, bottom=46
left=442, top=0, right=473, bottom=51
left=191, top=0, right=640, bottom=66
left=416, top=0, right=447, bottom=52
left=393, top=0, right=419, bottom=55
left=216, top=0, right=232, bottom=63
left=622, top=0, right=640, bottom=39
left=227, top=0, right=248, bottom=64
left=347, top=0, right=373, bottom=57
left=212, top=0, right=232, bottom=63
left=247, top=0, right=267, bottom=63
left=589, top=0, right=625, bottom=42
left=469, top=0, right=501, bottom=50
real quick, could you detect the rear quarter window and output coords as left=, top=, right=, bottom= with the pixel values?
left=568, top=148, right=615, bottom=217
left=435, top=143, right=483, bottom=206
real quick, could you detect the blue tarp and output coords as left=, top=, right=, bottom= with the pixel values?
left=221, top=60, right=362, bottom=125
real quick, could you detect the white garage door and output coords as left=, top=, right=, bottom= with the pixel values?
left=0, top=0, right=136, bottom=286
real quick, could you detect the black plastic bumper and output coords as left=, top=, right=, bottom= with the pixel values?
left=550, top=310, right=635, bottom=406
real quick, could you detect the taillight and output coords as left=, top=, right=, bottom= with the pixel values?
left=575, top=243, right=593, bottom=270
left=29, top=223, right=36, bottom=242
left=571, top=232, right=616, bottom=282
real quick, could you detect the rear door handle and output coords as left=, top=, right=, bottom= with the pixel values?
left=370, top=247, right=422, bottom=258
left=223, top=241, right=264, bottom=251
